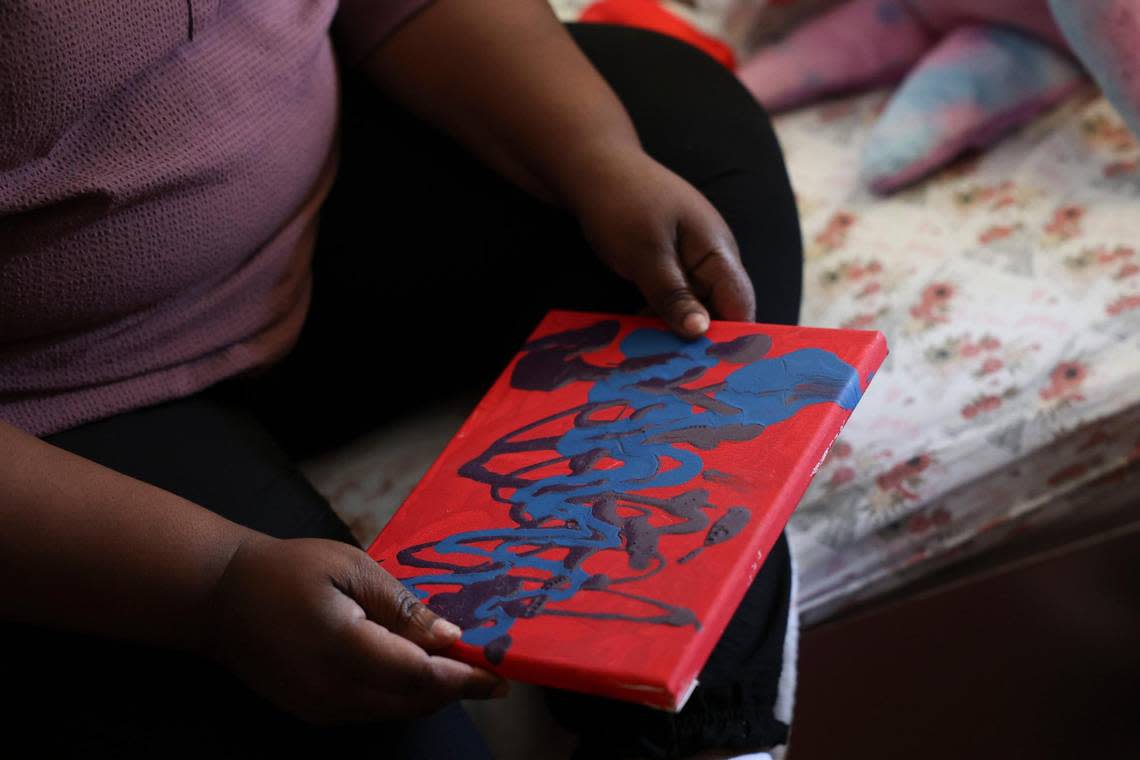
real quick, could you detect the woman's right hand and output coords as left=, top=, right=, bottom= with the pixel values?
left=1, top=420, right=503, bottom=725
left=205, top=535, right=506, bottom=724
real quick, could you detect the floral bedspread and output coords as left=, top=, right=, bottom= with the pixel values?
left=779, top=89, right=1140, bottom=620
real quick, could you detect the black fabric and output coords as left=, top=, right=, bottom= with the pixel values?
left=24, top=398, right=488, bottom=760
left=550, top=536, right=792, bottom=760
left=6, top=24, right=801, bottom=758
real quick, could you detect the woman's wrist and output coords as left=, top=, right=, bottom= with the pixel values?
left=195, top=530, right=279, bottom=662
left=0, top=420, right=271, bottom=654
left=543, top=135, right=651, bottom=216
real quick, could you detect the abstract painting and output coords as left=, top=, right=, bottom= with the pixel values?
left=369, top=311, right=886, bottom=709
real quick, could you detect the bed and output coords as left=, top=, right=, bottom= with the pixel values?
left=776, top=85, right=1140, bottom=622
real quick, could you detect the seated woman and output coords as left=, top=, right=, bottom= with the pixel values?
left=0, top=2, right=801, bottom=757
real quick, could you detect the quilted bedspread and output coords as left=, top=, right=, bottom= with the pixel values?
left=781, top=88, right=1140, bottom=619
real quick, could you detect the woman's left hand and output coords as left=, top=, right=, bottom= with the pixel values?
left=368, top=0, right=754, bottom=338
left=570, top=148, right=756, bottom=338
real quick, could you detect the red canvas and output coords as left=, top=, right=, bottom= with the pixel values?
left=368, top=311, right=887, bottom=710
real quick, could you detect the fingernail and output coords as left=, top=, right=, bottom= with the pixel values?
left=432, top=618, right=463, bottom=640
left=683, top=312, right=709, bottom=335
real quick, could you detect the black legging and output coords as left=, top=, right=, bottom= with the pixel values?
left=11, top=24, right=801, bottom=759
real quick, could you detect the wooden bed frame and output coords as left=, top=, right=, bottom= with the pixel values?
left=790, top=506, right=1140, bottom=758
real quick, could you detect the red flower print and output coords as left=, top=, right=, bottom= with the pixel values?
left=979, top=225, right=1018, bottom=244
left=1096, top=246, right=1134, bottom=263
left=831, top=441, right=853, bottom=459
left=955, top=181, right=1015, bottom=209
left=829, top=466, right=856, bottom=488
left=1047, top=461, right=1091, bottom=487
left=1068, top=247, right=1136, bottom=280
left=845, top=262, right=882, bottom=281
left=1104, top=160, right=1138, bottom=177
left=1081, top=115, right=1134, bottom=151
left=991, top=184, right=1017, bottom=209
left=1108, top=294, right=1140, bottom=315
left=842, top=313, right=879, bottom=329
left=906, top=513, right=931, bottom=534
left=906, top=508, right=951, bottom=535
left=921, top=282, right=954, bottom=303
left=982, top=398, right=1002, bottom=412
left=1078, top=429, right=1114, bottom=452
left=876, top=455, right=932, bottom=501
left=979, top=336, right=1001, bottom=350
left=910, top=282, right=955, bottom=325
left=961, top=394, right=1002, bottom=419
left=814, top=211, right=856, bottom=251
left=979, top=357, right=1004, bottom=375
left=1040, top=361, right=1088, bottom=402
left=1045, top=205, right=1085, bottom=240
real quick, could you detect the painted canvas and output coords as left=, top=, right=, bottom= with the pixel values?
left=368, top=310, right=887, bottom=710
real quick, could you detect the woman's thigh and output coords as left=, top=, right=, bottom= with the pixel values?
left=0, top=397, right=491, bottom=759
left=46, top=395, right=355, bottom=541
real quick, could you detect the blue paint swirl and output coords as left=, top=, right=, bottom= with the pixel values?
left=396, top=321, right=861, bottom=663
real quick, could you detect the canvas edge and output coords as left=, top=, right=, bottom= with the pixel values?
left=661, top=327, right=888, bottom=708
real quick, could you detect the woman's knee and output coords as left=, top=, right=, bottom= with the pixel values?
left=566, top=23, right=789, bottom=185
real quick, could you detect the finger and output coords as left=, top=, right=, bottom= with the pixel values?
left=678, top=211, right=756, bottom=323
left=630, top=241, right=711, bottom=338
left=339, top=551, right=461, bottom=650
left=342, top=620, right=506, bottom=705
left=353, top=657, right=509, bottom=720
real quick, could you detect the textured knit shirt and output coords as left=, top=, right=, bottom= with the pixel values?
left=0, top=1, right=430, bottom=435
